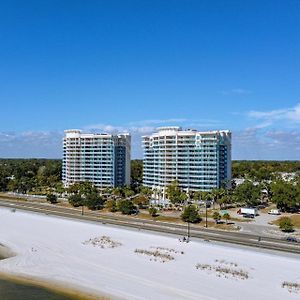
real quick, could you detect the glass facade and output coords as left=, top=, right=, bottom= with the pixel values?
left=142, top=127, right=231, bottom=197
left=62, top=130, right=131, bottom=188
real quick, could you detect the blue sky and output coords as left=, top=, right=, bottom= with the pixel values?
left=0, top=0, right=299, bottom=159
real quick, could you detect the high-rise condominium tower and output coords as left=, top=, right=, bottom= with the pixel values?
left=142, top=127, right=231, bottom=199
left=62, top=130, right=131, bottom=188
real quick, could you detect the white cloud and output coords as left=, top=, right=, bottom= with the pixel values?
left=0, top=126, right=299, bottom=160
left=248, top=103, right=300, bottom=124
left=246, top=121, right=273, bottom=130
left=233, top=128, right=300, bottom=160
left=0, top=131, right=63, bottom=158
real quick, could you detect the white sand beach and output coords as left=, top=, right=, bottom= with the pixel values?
left=0, top=207, right=299, bottom=300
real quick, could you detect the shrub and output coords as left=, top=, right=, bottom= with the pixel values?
left=279, top=217, right=294, bottom=232
left=46, top=193, right=58, bottom=204
left=133, top=195, right=149, bottom=208
left=148, top=207, right=158, bottom=217
left=181, top=205, right=201, bottom=223
left=117, top=200, right=137, bottom=215
left=85, top=193, right=104, bottom=210
left=68, top=194, right=84, bottom=207
left=105, top=199, right=117, bottom=212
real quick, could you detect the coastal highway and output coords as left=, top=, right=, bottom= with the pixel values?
left=0, top=198, right=300, bottom=255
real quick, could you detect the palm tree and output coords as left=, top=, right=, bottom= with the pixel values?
left=223, top=213, right=230, bottom=224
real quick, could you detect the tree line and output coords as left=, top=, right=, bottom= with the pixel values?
left=0, top=159, right=62, bottom=194
left=232, top=160, right=300, bottom=181
left=166, top=178, right=300, bottom=212
left=0, top=159, right=299, bottom=212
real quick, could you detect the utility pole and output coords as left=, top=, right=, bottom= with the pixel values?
left=205, top=201, right=208, bottom=228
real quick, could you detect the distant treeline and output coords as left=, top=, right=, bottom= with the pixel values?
left=0, top=159, right=62, bottom=193
left=0, top=159, right=299, bottom=194
left=232, top=160, right=300, bottom=180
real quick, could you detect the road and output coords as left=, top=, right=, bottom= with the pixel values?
left=0, top=198, right=300, bottom=255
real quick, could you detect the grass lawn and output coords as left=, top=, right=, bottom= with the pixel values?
left=199, top=209, right=252, bottom=223
left=133, top=212, right=182, bottom=223
left=270, top=215, right=300, bottom=229
left=132, top=212, right=240, bottom=231
left=0, top=193, right=27, bottom=201
left=259, top=203, right=276, bottom=213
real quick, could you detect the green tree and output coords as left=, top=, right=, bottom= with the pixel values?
left=124, top=187, right=135, bottom=198
left=140, top=186, right=152, bottom=197
left=85, top=193, right=104, bottom=210
left=166, top=181, right=187, bottom=204
left=181, top=205, right=201, bottom=223
left=218, top=193, right=232, bottom=209
left=179, top=192, right=188, bottom=205
left=148, top=207, right=158, bottom=217
left=68, top=194, right=84, bottom=207
left=117, top=200, right=137, bottom=215
left=133, top=195, right=149, bottom=208
left=54, top=182, right=65, bottom=195
left=201, top=191, right=213, bottom=202
left=211, top=188, right=225, bottom=208
left=105, top=199, right=117, bottom=212
left=271, top=180, right=299, bottom=212
left=112, top=187, right=123, bottom=197
left=67, top=182, right=83, bottom=195
left=166, top=181, right=182, bottom=204
left=78, top=181, right=97, bottom=195
left=46, top=193, right=58, bottom=204
left=279, top=217, right=294, bottom=232
left=67, top=182, right=102, bottom=214
left=0, top=159, right=62, bottom=194
left=7, top=179, right=18, bottom=192
left=233, top=181, right=261, bottom=207
left=131, top=160, right=143, bottom=185
left=223, top=212, right=230, bottom=224
left=232, top=160, right=300, bottom=181
left=212, top=212, right=221, bottom=224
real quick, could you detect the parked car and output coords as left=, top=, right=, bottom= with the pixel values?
left=285, top=236, right=300, bottom=243
left=268, top=209, right=281, bottom=215
left=243, top=213, right=255, bottom=219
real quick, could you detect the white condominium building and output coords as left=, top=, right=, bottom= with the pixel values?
left=62, top=130, right=131, bottom=188
left=143, top=127, right=231, bottom=198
